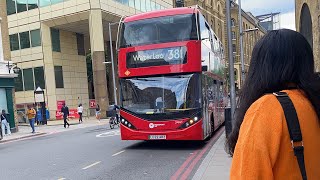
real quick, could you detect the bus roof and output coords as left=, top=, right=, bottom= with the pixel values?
left=124, top=7, right=199, bottom=23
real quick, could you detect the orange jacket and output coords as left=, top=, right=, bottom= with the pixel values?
left=230, top=90, right=320, bottom=180
left=27, top=108, right=36, bottom=119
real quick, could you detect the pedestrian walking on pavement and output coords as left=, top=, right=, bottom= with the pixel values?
left=95, top=104, right=101, bottom=122
left=27, top=105, right=36, bottom=133
left=0, top=110, right=11, bottom=136
left=227, top=29, right=320, bottom=179
left=61, top=103, right=70, bottom=128
left=77, top=104, right=83, bottom=123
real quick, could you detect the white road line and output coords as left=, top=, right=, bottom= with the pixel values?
left=112, top=150, right=125, bottom=157
left=82, top=161, right=101, bottom=170
left=57, top=178, right=66, bottom=180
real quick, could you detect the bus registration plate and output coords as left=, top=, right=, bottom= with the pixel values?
left=149, top=135, right=166, bottom=140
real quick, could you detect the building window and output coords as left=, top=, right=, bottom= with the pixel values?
left=141, top=0, right=146, bottom=12
left=39, top=0, right=51, bottom=7
left=232, top=31, right=236, bottom=40
left=28, top=0, right=38, bottom=10
left=231, top=18, right=236, bottom=27
left=9, top=34, right=20, bottom=51
left=15, top=67, right=46, bottom=91
left=30, top=29, right=41, bottom=47
left=23, top=68, right=34, bottom=91
left=6, top=0, right=16, bottom=15
left=16, top=0, right=27, bottom=13
left=128, top=0, right=134, bottom=8
left=76, top=33, right=85, bottom=56
left=51, top=0, right=64, bottom=4
left=151, top=0, right=156, bottom=10
left=176, top=0, right=184, bottom=7
left=19, top=31, right=31, bottom=49
left=51, top=28, right=61, bottom=52
left=34, top=67, right=45, bottom=89
left=135, top=0, right=141, bottom=10
left=233, top=54, right=236, bottom=62
left=146, top=0, right=151, bottom=11
left=54, top=66, right=64, bottom=88
left=14, top=70, right=24, bottom=92
left=156, top=3, right=160, bottom=10
left=232, top=44, right=236, bottom=53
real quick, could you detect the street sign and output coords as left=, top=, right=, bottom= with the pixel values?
left=57, top=100, right=65, bottom=110
left=34, top=87, right=45, bottom=103
left=89, top=99, right=96, bottom=108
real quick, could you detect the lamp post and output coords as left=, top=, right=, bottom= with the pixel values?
left=226, top=0, right=237, bottom=125
left=103, top=22, right=119, bottom=106
left=237, top=0, right=245, bottom=89
left=34, top=87, right=46, bottom=125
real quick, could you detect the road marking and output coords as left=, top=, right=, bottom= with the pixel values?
left=170, top=128, right=224, bottom=180
left=112, top=150, right=125, bottom=157
left=180, top=128, right=224, bottom=180
left=96, top=130, right=120, bottom=138
left=58, top=178, right=66, bottom=180
left=82, top=161, right=101, bottom=170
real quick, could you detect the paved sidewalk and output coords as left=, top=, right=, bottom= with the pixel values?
left=1, top=117, right=109, bottom=143
left=193, top=132, right=232, bottom=180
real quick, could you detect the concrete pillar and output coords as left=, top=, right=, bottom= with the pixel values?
left=0, top=18, right=4, bottom=62
left=0, top=0, right=10, bottom=61
left=41, top=23, right=57, bottom=117
left=89, top=10, right=109, bottom=117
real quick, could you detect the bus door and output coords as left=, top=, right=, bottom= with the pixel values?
left=202, top=75, right=210, bottom=138
left=212, top=80, right=219, bottom=130
left=218, top=82, right=225, bottom=125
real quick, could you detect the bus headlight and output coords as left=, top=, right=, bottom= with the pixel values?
left=120, top=116, right=136, bottom=129
left=179, top=112, right=202, bottom=129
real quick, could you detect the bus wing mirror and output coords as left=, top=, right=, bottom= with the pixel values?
left=202, top=66, right=208, bottom=71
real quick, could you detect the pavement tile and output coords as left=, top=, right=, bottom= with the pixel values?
left=192, top=132, right=232, bottom=180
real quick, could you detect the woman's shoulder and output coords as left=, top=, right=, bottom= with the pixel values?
left=246, top=93, right=281, bottom=115
left=247, top=90, right=306, bottom=115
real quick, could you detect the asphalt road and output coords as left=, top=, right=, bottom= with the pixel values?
left=0, top=124, right=224, bottom=180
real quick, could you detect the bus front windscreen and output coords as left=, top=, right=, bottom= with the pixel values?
left=120, top=74, right=201, bottom=115
left=120, top=14, right=198, bottom=48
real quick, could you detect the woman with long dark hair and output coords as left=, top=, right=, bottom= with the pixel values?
left=228, top=29, right=320, bottom=179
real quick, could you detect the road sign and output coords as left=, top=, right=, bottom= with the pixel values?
left=89, top=99, right=96, bottom=108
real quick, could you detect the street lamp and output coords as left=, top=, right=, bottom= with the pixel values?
left=226, top=0, right=237, bottom=127
left=107, top=22, right=119, bottom=106
left=6, top=61, right=20, bottom=74
left=242, top=28, right=259, bottom=34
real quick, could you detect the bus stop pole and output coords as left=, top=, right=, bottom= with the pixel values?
left=226, top=0, right=237, bottom=125
left=108, top=22, right=118, bottom=105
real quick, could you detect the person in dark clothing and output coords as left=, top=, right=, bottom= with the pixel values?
left=113, top=105, right=120, bottom=122
left=61, top=103, right=70, bottom=128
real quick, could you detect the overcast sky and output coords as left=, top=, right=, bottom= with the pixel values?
left=240, top=0, right=296, bottom=30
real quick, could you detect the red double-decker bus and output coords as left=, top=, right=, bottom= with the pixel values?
left=117, top=7, right=226, bottom=140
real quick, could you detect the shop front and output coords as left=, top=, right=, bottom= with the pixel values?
left=0, top=75, right=17, bottom=132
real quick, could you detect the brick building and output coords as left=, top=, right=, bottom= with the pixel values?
left=296, top=0, right=320, bottom=72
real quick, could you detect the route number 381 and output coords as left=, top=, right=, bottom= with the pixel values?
left=168, top=49, right=181, bottom=60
